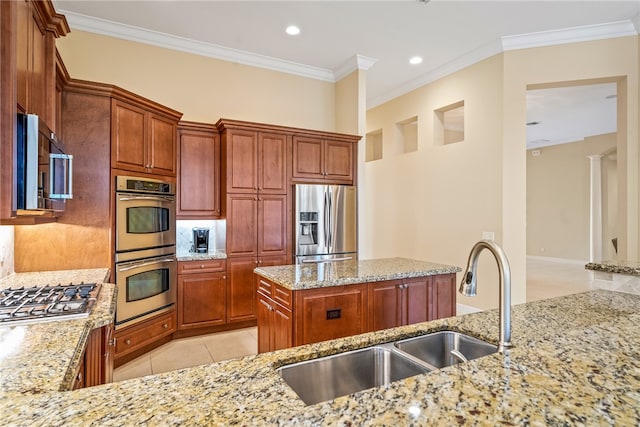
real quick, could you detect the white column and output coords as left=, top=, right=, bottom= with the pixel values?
left=588, top=155, right=603, bottom=262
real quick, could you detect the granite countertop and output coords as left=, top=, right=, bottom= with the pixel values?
left=254, top=257, right=462, bottom=290
left=3, top=289, right=640, bottom=425
left=586, top=260, right=640, bottom=276
left=0, top=268, right=116, bottom=400
left=176, top=250, right=227, bottom=262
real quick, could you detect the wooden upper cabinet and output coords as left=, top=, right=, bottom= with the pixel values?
left=111, top=98, right=180, bottom=177
left=177, top=122, right=220, bottom=219
left=15, top=0, right=67, bottom=123
left=292, top=136, right=355, bottom=184
left=112, top=100, right=146, bottom=172
left=223, top=129, right=288, bottom=194
left=258, top=133, right=288, bottom=194
left=225, top=130, right=259, bottom=193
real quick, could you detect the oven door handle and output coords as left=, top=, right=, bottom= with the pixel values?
left=118, top=257, right=175, bottom=272
left=118, top=195, right=175, bottom=203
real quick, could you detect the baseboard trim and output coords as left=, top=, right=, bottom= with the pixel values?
left=527, top=255, right=587, bottom=265
left=456, top=303, right=482, bottom=315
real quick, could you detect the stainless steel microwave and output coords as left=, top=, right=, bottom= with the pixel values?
left=15, top=113, right=73, bottom=211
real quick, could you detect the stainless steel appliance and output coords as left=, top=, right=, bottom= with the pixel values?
left=114, top=250, right=177, bottom=328
left=15, top=113, right=73, bottom=211
left=115, top=176, right=176, bottom=253
left=192, top=227, right=210, bottom=253
left=295, top=184, right=357, bottom=263
left=115, top=176, right=177, bottom=329
left=0, top=283, right=100, bottom=326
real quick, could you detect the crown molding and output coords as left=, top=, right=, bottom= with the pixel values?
left=333, top=54, right=379, bottom=81
left=367, top=39, right=503, bottom=109
left=60, top=10, right=335, bottom=82
left=502, top=20, right=638, bottom=51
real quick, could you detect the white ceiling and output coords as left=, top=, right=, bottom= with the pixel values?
left=53, top=0, right=638, bottom=144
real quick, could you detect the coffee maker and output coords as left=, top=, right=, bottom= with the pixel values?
left=192, top=227, right=210, bottom=253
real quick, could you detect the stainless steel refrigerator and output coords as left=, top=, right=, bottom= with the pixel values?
left=295, top=184, right=357, bottom=263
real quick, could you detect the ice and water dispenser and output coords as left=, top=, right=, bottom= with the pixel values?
left=298, top=211, right=318, bottom=245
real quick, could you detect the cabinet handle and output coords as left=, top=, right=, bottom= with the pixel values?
left=222, top=276, right=227, bottom=279
left=200, top=264, right=205, bottom=269
left=258, top=260, right=263, bottom=264
left=125, top=339, right=131, bottom=345
left=163, top=323, right=169, bottom=329
left=77, top=372, right=83, bottom=382
left=255, top=260, right=259, bottom=264
left=108, top=338, right=116, bottom=347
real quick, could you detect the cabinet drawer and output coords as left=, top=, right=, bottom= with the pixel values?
left=273, top=284, right=292, bottom=308
left=115, top=311, right=176, bottom=357
left=257, top=277, right=292, bottom=309
left=178, top=259, right=226, bottom=274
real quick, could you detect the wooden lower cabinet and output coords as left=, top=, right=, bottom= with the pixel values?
left=257, top=280, right=293, bottom=353
left=430, top=273, right=457, bottom=320
left=114, top=310, right=176, bottom=365
left=227, top=255, right=288, bottom=323
left=74, top=323, right=115, bottom=389
left=177, top=260, right=227, bottom=330
left=256, top=274, right=457, bottom=353
left=295, top=284, right=368, bottom=346
left=368, top=276, right=431, bottom=332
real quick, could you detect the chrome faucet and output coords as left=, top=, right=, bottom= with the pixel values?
left=459, top=240, right=512, bottom=352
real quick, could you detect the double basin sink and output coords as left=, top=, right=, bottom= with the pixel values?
left=278, top=331, right=497, bottom=405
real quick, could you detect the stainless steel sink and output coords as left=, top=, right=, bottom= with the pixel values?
left=394, top=331, right=497, bottom=369
left=278, top=331, right=497, bottom=405
left=277, top=345, right=431, bottom=405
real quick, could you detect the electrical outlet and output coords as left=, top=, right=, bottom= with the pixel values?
left=532, top=150, right=541, bottom=157
left=482, top=231, right=495, bottom=241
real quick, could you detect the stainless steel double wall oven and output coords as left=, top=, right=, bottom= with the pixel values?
left=115, top=176, right=176, bottom=329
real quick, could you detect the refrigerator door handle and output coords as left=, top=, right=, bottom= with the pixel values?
left=323, top=190, right=330, bottom=248
left=301, top=256, right=353, bottom=264
left=327, top=188, right=332, bottom=248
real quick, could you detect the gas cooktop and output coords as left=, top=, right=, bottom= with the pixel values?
left=0, top=282, right=101, bottom=326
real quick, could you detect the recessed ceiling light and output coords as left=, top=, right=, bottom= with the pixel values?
left=286, top=25, right=300, bottom=36
left=409, top=56, right=423, bottom=65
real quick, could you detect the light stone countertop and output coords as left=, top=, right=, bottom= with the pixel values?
left=0, top=268, right=115, bottom=400
left=2, top=289, right=640, bottom=425
left=176, top=250, right=227, bottom=262
left=586, top=260, right=640, bottom=276
left=254, top=257, right=462, bottom=290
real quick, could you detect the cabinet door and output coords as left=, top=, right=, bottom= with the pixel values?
left=149, top=114, right=177, bottom=176
left=257, top=293, right=273, bottom=353
left=112, top=100, right=147, bottom=173
left=258, top=194, right=288, bottom=257
left=258, top=133, right=288, bottom=194
left=16, top=0, right=29, bottom=113
left=226, top=194, right=258, bottom=257
left=225, top=130, right=258, bottom=193
left=292, top=136, right=323, bottom=180
left=103, top=323, right=115, bottom=384
left=404, top=276, right=431, bottom=325
left=177, top=272, right=226, bottom=329
left=295, top=284, right=367, bottom=345
left=430, top=274, right=456, bottom=320
left=273, top=303, right=293, bottom=351
left=368, top=280, right=402, bottom=332
left=177, top=127, right=220, bottom=218
left=226, top=257, right=258, bottom=323
left=324, top=139, right=354, bottom=183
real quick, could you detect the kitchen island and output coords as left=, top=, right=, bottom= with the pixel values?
left=2, top=287, right=640, bottom=425
left=254, top=257, right=462, bottom=352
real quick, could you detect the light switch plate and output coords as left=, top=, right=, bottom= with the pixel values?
left=482, top=231, right=495, bottom=241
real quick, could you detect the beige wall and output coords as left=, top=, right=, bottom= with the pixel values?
left=526, top=133, right=617, bottom=261
left=366, top=36, right=638, bottom=310
left=56, top=31, right=337, bottom=130
left=365, top=54, right=504, bottom=310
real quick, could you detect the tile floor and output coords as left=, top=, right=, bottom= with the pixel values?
left=114, top=259, right=594, bottom=382
left=113, top=327, right=257, bottom=382
left=526, top=257, right=595, bottom=302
